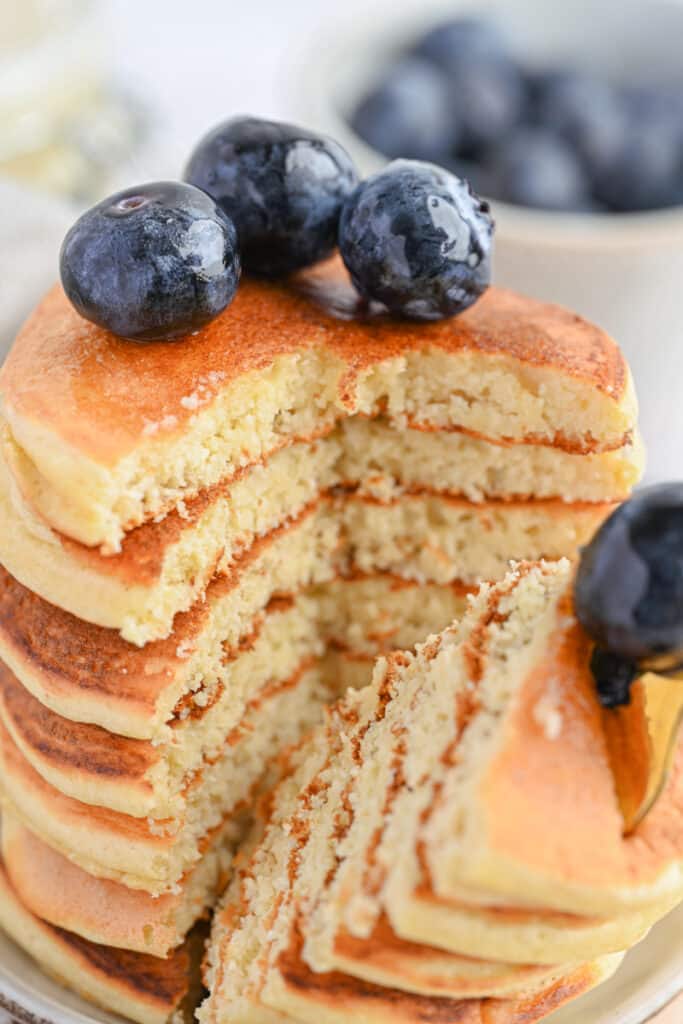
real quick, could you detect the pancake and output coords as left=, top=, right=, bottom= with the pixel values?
left=384, top=886, right=672, bottom=967
left=0, top=548, right=468, bottom=739
left=0, top=435, right=622, bottom=644
left=322, top=916, right=563, bottom=999
left=0, top=262, right=650, bottom=1024
left=0, top=501, right=339, bottom=738
left=248, top=946, right=623, bottom=1024
left=1, top=812, right=237, bottom=956
left=0, top=575, right=469, bottom=816
left=0, top=260, right=636, bottom=554
left=0, top=857, right=202, bottom=1024
left=198, top=560, right=679, bottom=1024
left=0, top=662, right=331, bottom=894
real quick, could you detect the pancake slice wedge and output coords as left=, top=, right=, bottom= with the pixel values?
left=200, top=560, right=681, bottom=1024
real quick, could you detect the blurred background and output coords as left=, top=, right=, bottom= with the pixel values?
left=1, top=0, right=682, bottom=480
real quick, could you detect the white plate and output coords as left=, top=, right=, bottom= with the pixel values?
left=0, top=905, right=681, bottom=1024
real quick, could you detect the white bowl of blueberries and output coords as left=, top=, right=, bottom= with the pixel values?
left=301, top=0, right=683, bottom=482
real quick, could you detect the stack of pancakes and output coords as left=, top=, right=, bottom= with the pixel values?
left=0, top=261, right=642, bottom=1022
left=201, top=560, right=683, bottom=1024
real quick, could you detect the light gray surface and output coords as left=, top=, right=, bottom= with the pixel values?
left=0, top=181, right=72, bottom=357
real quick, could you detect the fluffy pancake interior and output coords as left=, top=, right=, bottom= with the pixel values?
left=199, top=560, right=681, bottom=1024
left=0, top=436, right=619, bottom=644
left=0, top=576, right=469, bottom=817
left=0, top=269, right=637, bottom=552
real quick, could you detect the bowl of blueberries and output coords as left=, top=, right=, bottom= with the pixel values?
left=302, top=0, right=683, bottom=482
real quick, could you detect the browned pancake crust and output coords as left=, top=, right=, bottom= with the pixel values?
left=0, top=503, right=322, bottom=721
left=54, top=926, right=191, bottom=1004
left=0, top=860, right=192, bottom=1009
left=0, top=717, right=170, bottom=843
left=277, top=925, right=602, bottom=1024
left=0, top=559, right=181, bottom=719
left=0, top=663, right=158, bottom=784
left=0, top=531, right=477, bottom=732
left=1, top=260, right=627, bottom=467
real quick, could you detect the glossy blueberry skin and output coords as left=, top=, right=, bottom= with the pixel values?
left=60, top=182, right=240, bottom=342
left=339, top=160, right=493, bottom=321
left=412, top=17, right=509, bottom=71
left=575, top=483, right=683, bottom=662
left=351, top=58, right=459, bottom=162
left=184, top=117, right=358, bottom=276
left=487, top=128, right=591, bottom=211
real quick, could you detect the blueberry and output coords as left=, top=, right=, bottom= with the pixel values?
left=412, top=17, right=510, bottom=71
left=446, top=54, right=526, bottom=157
left=623, top=82, right=683, bottom=134
left=487, top=128, right=591, bottom=211
left=575, top=483, right=683, bottom=663
left=339, top=159, right=493, bottom=320
left=184, top=117, right=358, bottom=276
left=589, top=648, right=639, bottom=708
left=533, top=69, right=629, bottom=180
left=59, top=182, right=240, bottom=342
left=351, top=58, right=459, bottom=162
left=592, top=109, right=683, bottom=212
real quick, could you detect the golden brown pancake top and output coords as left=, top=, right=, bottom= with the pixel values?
left=0, top=259, right=627, bottom=465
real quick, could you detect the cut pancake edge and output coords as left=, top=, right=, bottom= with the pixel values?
left=0, top=661, right=334, bottom=894
left=0, top=450, right=618, bottom=644
left=1, top=413, right=641, bottom=565
left=0, top=270, right=636, bottom=551
left=0, top=577, right=472, bottom=815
